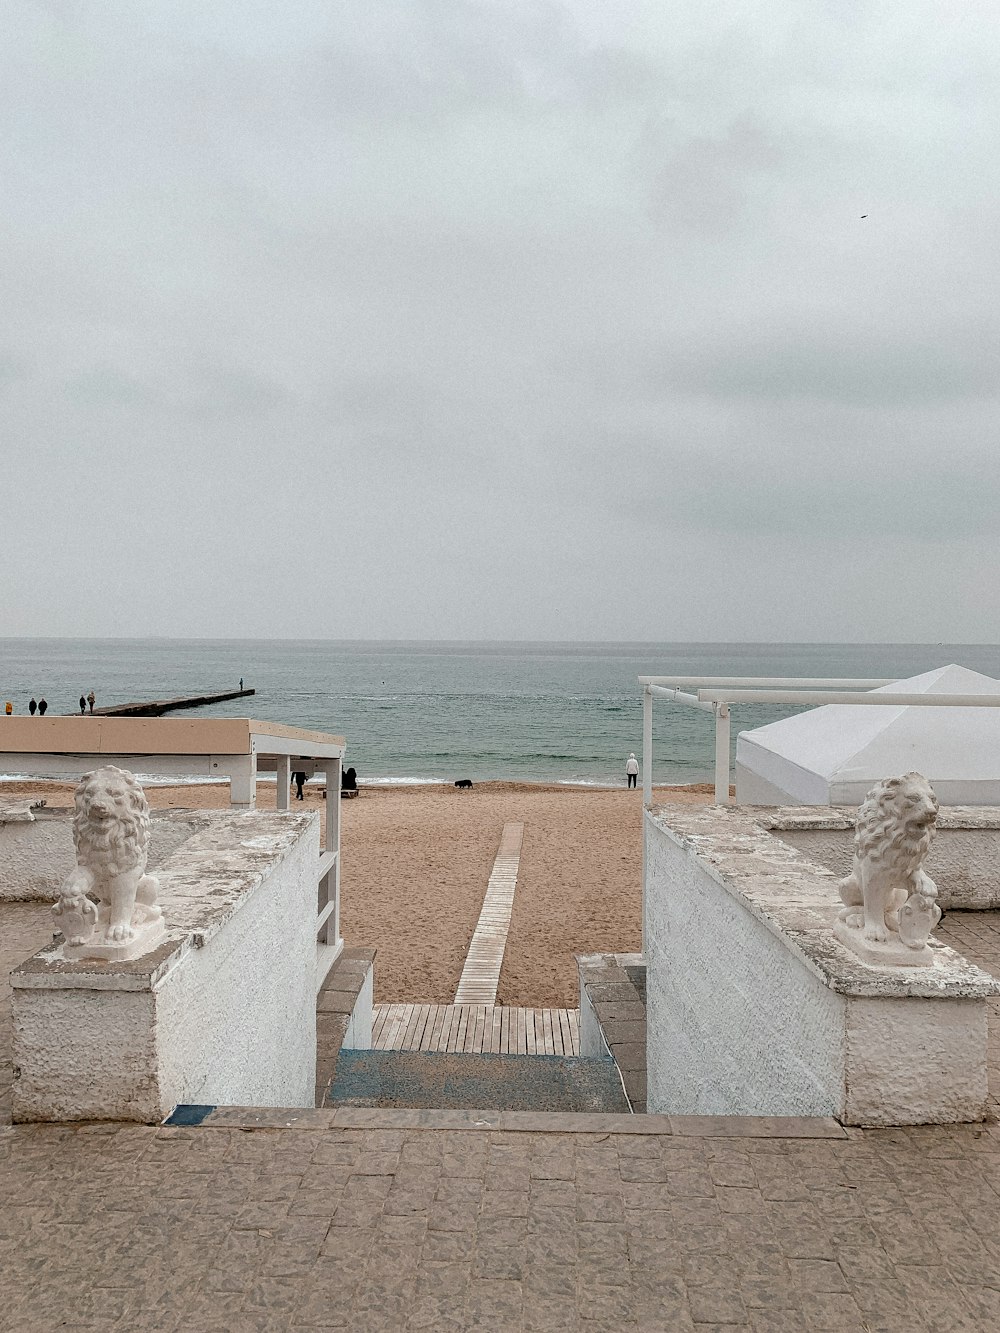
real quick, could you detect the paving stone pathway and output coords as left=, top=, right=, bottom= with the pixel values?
left=939, top=912, right=1000, bottom=1115
left=0, top=903, right=53, bottom=1125
left=3, top=1113, right=1000, bottom=1330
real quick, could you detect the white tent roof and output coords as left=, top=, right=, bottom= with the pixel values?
left=735, top=664, right=1000, bottom=805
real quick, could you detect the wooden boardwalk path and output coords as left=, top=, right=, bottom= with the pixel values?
left=454, top=821, right=523, bottom=1005
left=372, top=1003, right=580, bottom=1056
left=371, top=822, right=583, bottom=1061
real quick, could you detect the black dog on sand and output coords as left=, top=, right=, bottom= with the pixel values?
left=454, top=779, right=473, bottom=789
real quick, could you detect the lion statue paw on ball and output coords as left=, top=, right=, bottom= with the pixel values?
left=837, top=772, right=940, bottom=950
left=53, top=765, right=163, bottom=951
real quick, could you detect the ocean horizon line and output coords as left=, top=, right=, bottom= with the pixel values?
left=2, top=635, right=999, bottom=649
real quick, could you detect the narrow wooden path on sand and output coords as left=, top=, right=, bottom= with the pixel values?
left=370, top=821, right=584, bottom=1058
left=453, top=820, right=523, bottom=1005
left=372, top=1003, right=580, bottom=1056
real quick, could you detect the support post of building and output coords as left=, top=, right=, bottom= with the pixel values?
left=714, top=703, right=731, bottom=805
left=229, top=753, right=257, bottom=809
left=275, top=755, right=291, bottom=811
left=642, top=685, right=653, bottom=808
left=319, top=757, right=342, bottom=949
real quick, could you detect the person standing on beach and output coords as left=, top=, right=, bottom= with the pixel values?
left=625, top=752, right=639, bottom=789
left=79, top=695, right=86, bottom=714
left=4, top=702, right=11, bottom=716
left=87, top=690, right=95, bottom=714
left=292, top=771, right=306, bottom=800
left=239, top=677, right=243, bottom=691
left=28, top=698, right=37, bottom=715
left=38, top=698, right=47, bottom=716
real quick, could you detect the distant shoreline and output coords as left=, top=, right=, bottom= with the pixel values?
left=0, top=773, right=713, bottom=795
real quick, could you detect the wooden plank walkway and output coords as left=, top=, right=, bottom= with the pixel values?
left=454, top=821, right=523, bottom=1005
left=372, top=1004, right=580, bottom=1056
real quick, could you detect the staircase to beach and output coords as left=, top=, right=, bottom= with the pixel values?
left=324, top=1002, right=628, bottom=1114
left=323, top=822, right=630, bottom=1115
left=325, top=1046, right=629, bottom=1114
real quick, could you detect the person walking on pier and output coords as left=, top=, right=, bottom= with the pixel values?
left=87, top=690, right=95, bottom=714
left=79, top=695, right=86, bottom=714
left=38, top=698, right=47, bottom=716
left=28, top=698, right=37, bottom=715
left=625, top=752, right=639, bottom=789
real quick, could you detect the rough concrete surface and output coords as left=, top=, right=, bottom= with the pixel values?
left=328, top=1049, right=630, bottom=1114
left=4, top=1115, right=1000, bottom=1330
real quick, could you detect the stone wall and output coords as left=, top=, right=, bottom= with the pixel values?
left=0, top=807, right=204, bottom=901
left=774, top=824, right=1000, bottom=911
left=12, top=810, right=320, bottom=1122
left=643, top=804, right=998, bottom=1125
left=644, top=821, right=845, bottom=1117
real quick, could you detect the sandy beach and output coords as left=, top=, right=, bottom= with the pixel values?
left=1, top=778, right=711, bottom=1008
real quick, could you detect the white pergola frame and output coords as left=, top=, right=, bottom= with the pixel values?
left=0, top=717, right=346, bottom=987
left=638, top=676, right=1000, bottom=808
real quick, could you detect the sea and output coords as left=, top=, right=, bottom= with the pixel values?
left=1, top=640, right=998, bottom=788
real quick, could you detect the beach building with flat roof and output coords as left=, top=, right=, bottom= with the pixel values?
left=0, top=716, right=346, bottom=979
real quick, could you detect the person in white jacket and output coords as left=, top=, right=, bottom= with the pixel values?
left=625, top=752, right=639, bottom=789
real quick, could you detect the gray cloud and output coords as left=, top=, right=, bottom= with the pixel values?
left=3, top=1, right=1000, bottom=641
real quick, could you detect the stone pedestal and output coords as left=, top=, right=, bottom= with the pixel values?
left=60, top=918, right=168, bottom=963
left=832, top=919, right=933, bottom=968
left=11, top=811, right=320, bottom=1123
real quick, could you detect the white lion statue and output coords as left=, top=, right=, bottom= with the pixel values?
left=53, top=766, right=163, bottom=953
left=838, top=772, right=940, bottom=952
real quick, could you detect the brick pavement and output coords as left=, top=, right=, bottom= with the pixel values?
left=0, top=903, right=56, bottom=1124
left=938, top=912, right=1000, bottom=1115
left=2, top=1114, right=1000, bottom=1331
left=4, top=906, right=1000, bottom=1329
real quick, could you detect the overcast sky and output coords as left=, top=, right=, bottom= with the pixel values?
left=3, top=1, right=999, bottom=641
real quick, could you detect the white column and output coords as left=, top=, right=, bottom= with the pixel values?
left=229, top=753, right=257, bottom=809
left=319, top=757, right=342, bottom=948
left=275, top=755, right=291, bottom=811
left=641, top=684, right=652, bottom=956
left=642, top=686, right=653, bottom=808
left=714, top=703, right=731, bottom=805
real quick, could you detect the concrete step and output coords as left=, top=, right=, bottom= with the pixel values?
left=326, top=1049, right=630, bottom=1114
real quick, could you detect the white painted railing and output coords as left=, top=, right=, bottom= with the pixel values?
left=638, top=675, right=1000, bottom=808
left=273, top=754, right=343, bottom=988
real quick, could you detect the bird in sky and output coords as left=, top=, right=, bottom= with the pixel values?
left=860, top=214, right=868, bottom=218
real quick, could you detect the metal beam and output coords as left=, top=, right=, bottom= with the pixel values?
left=638, top=676, right=895, bottom=689
left=648, top=684, right=716, bottom=713
left=249, top=732, right=345, bottom=760
left=697, top=689, right=1000, bottom=707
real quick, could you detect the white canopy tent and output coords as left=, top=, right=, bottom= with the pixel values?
left=735, top=664, right=1000, bottom=806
